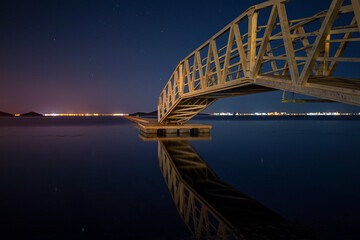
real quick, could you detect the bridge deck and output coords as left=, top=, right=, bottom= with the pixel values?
left=161, top=84, right=274, bottom=124
left=309, top=76, right=360, bottom=91
left=259, top=75, right=360, bottom=91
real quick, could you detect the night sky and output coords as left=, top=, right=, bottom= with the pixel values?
left=1, top=0, right=359, bottom=114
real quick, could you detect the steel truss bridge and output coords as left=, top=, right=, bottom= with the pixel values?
left=158, top=140, right=305, bottom=239
left=158, top=0, right=360, bottom=124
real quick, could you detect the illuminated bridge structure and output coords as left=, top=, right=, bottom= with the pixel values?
left=158, top=0, right=360, bottom=124
left=158, top=140, right=299, bottom=239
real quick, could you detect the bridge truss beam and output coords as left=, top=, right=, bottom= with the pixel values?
left=158, top=0, right=360, bottom=124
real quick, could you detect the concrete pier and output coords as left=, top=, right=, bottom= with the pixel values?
left=124, top=116, right=212, bottom=139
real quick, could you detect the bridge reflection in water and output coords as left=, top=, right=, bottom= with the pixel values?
left=158, top=140, right=306, bottom=240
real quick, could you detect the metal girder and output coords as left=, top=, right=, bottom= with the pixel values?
left=158, top=0, right=360, bottom=124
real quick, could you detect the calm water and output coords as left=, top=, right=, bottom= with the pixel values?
left=0, top=117, right=359, bottom=239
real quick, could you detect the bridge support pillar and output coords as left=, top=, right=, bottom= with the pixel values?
left=194, top=128, right=210, bottom=134
left=140, top=128, right=157, bottom=138
left=179, top=128, right=191, bottom=137
left=140, top=129, right=157, bottom=135
left=125, top=116, right=212, bottom=140
left=165, top=129, right=178, bottom=137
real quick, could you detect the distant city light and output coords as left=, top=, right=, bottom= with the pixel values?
left=212, top=112, right=358, bottom=116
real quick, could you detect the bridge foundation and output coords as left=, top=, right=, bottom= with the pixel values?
left=165, top=129, right=178, bottom=137
left=125, top=116, right=212, bottom=139
left=179, top=128, right=191, bottom=137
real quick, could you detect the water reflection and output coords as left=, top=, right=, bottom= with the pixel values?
left=158, top=140, right=306, bottom=240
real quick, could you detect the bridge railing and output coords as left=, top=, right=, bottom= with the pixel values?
left=158, top=0, right=360, bottom=122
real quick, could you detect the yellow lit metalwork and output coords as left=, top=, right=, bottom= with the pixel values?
left=158, top=0, right=360, bottom=125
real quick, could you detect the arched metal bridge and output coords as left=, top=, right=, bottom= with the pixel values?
left=158, top=0, right=360, bottom=124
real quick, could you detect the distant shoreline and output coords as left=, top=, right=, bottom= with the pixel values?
left=1, top=115, right=359, bottom=120
left=0, top=111, right=43, bottom=117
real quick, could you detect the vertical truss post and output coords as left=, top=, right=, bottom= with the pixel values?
left=253, top=4, right=278, bottom=78
left=164, top=89, right=167, bottom=114
left=247, top=10, right=258, bottom=78
left=233, top=24, right=247, bottom=75
left=191, top=53, right=197, bottom=91
left=158, top=97, right=161, bottom=120
left=185, top=59, right=192, bottom=93
left=277, top=0, right=300, bottom=84
left=352, top=0, right=360, bottom=31
left=221, top=26, right=235, bottom=84
left=168, top=80, right=172, bottom=107
left=211, top=40, right=222, bottom=85
left=179, top=63, right=184, bottom=96
left=204, top=43, right=212, bottom=89
left=323, top=34, right=330, bottom=75
left=195, top=51, right=204, bottom=89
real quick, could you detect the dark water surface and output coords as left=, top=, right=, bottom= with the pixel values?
left=0, top=117, right=359, bottom=239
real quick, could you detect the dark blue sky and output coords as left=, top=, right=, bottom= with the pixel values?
left=1, top=0, right=359, bottom=114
